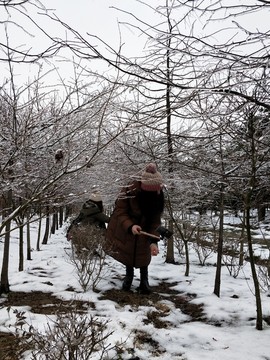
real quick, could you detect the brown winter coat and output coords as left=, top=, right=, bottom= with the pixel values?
left=105, top=181, right=163, bottom=268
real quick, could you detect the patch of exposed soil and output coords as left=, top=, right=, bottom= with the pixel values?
left=0, top=291, right=95, bottom=360
left=0, top=281, right=205, bottom=359
left=100, top=281, right=206, bottom=326
left=0, top=332, right=22, bottom=360
left=4, top=290, right=95, bottom=315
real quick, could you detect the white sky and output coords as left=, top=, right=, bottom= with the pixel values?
left=0, top=212, right=270, bottom=359
left=0, top=1, right=269, bottom=97
left=0, top=0, right=149, bottom=88
left=41, top=0, right=135, bottom=52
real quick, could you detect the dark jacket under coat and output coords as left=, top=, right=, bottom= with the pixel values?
left=105, top=180, right=163, bottom=268
left=67, top=200, right=110, bottom=236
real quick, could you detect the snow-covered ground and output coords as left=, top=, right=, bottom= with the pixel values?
left=0, top=215, right=270, bottom=360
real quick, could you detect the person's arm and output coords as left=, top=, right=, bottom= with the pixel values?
left=112, top=186, right=139, bottom=234
left=93, top=212, right=110, bottom=223
left=72, top=212, right=84, bottom=225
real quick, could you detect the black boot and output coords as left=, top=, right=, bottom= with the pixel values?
left=122, top=266, right=134, bottom=291
left=139, top=266, right=151, bottom=294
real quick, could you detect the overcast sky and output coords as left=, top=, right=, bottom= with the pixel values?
left=0, top=1, right=269, bottom=91
left=0, top=0, right=153, bottom=88
left=42, top=0, right=135, bottom=47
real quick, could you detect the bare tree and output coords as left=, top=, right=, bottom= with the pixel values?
left=0, top=53, right=132, bottom=293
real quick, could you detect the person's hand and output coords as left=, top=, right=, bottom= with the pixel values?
left=150, top=243, right=159, bottom=256
left=131, top=224, right=142, bottom=235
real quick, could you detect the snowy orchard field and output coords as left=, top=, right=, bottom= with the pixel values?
left=0, top=212, right=270, bottom=360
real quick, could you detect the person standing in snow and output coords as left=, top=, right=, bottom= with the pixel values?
left=105, top=163, right=165, bottom=294
left=66, top=192, right=110, bottom=240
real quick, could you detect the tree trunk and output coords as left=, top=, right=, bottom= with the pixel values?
left=65, top=205, right=72, bottom=221
left=51, top=207, right=56, bottom=235
left=0, top=189, right=12, bottom=293
left=36, top=211, right=42, bottom=251
left=55, top=210, right=59, bottom=231
left=214, top=187, right=224, bottom=297
left=267, top=252, right=270, bottom=278
left=27, top=220, right=31, bottom=260
left=18, top=223, right=24, bottom=271
left=164, top=5, right=175, bottom=265
left=245, top=114, right=263, bottom=330
left=42, top=206, right=50, bottom=245
left=246, top=207, right=263, bottom=330
left=0, top=220, right=11, bottom=294
left=165, top=219, right=175, bottom=264
left=184, top=240, right=190, bottom=277
left=257, top=205, right=266, bottom=222
left=239, top=210, right=246, bottom=266
left=59, top=206, right=64, bottom=227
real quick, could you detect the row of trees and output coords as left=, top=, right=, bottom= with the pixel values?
left=1, top=0, right=270, bottom=330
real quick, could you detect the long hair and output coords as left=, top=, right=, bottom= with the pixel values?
left=137, top=190, right=164, bottom=229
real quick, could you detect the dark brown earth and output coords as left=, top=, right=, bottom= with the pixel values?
left=0, top=281, right=205, bottom=360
